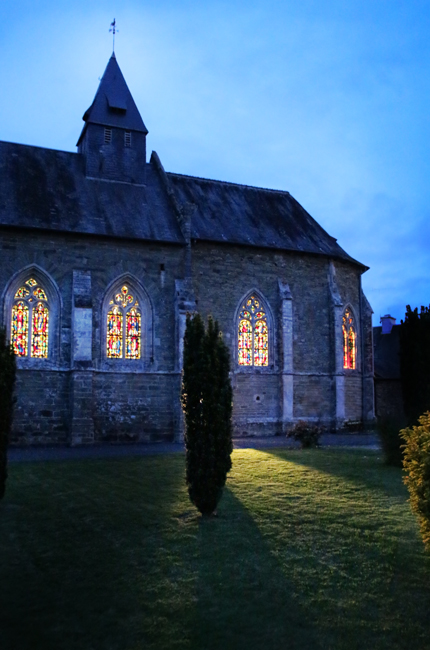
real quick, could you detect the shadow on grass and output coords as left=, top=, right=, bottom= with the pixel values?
left=0, top=456, right=192, bottom=650
left=188, top=487, right=321, bottom=650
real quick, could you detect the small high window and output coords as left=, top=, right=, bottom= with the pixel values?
left=342, top=308, right=356, bottom=369
left=124, top=131, right=131, bottom=148
left=104, top=128, right=112, bottom=144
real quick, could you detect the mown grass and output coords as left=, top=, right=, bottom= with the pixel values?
left=1, top=448, right=429, bottom=650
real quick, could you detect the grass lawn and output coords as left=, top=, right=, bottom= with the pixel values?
left=1, top=447, right=429, bottom=650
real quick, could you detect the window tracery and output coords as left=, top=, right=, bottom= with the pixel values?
left=106, top=285, right=141, bottom=360
left=10, top=278, right=49, bottom=358
left=238, top=295, right=268, bottom=366
left=342, top=308, right=356, bottom=369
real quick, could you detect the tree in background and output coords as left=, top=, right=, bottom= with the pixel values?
left=182, top=314, right=233, bottom=516
left=399, top=305, right=430, bottom=425
left=0, top=328, right=16, bottom=500
left=400, top=412, right=430, bottom=552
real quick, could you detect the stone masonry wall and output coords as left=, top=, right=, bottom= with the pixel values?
left=93, top=372, right=179, bottom=442
left=0, top=227, right=184, bottom=444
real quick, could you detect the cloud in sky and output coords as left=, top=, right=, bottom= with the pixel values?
left=1, top=0, right=429, bottom=323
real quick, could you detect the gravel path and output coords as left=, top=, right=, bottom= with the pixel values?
left=8, top=432, right=380, bottom=463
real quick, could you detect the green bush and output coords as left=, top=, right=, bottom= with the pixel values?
left=400, top=411, right=430, bottom=551
left=182, top=314, right=233, bottom=516
left=377, top=416, right=405, bottom=467
left=0, top=328, right=16, bottom=500
left=287, top=420, right=322, bottom=449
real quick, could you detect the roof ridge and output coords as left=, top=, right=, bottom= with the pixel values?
left=0, top=140, right=77, bottom=156
left=166, top=170, right=291, bottom=195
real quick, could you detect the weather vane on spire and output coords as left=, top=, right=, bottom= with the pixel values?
left=109, top=19, right=118, bottom=52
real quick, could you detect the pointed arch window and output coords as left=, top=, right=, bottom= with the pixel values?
left=106, top=285, right=141, bottom=360
left=238, top=295, right=268, bottom=366
left=10, top=278, right=49, bottom=358
left=342, top=308, right=356, bottom=369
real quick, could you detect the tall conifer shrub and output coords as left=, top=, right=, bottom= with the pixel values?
left=399, top=305, right=430, bottom=424
left=0, top=328, right=16, bottom=500
left=182, top=314, right=233, bottom=516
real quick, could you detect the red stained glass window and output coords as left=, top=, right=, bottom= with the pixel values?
left=238, top=319, right=252, bottom=365
left=342, top=308, right=356, bottom=369
left=107, top=306, right=123, bottom=358
left=31, top=302, right=49, bottom=358
left=238, top=296, right=269, bottom=366
left=11, top=279, right=49, bottom=358
left=107, top=286, right=141, bottom=360
left=11, top=301, right=29, bottom=356
left=125, top=308, right=141, bottom=359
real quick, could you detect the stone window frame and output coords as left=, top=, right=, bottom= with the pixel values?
left=1, top=264, right=62, bottom=369
left=100, top=274, right=154, bottom=371
left=234, top=288, right=275, bottom=373
left=341, top=303, right=360, bottom=373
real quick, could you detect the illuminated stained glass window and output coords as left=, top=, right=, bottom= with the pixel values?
left=125, top=308, right=141, bottom=359
left=342, top=308, right=356, bottom=369
left=10, top=279, right=49, bottom=358
left=106, top=285, right=141, bottom=360
left=31, top=302, right=49, bottom=358
left=107, top=305, right=123, bottom=358
left=238, top=296, right=269, bottom=366
left=11, top=301, right=29, bottom=356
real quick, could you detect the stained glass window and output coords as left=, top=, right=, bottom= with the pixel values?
left=11, top=301, right=29, bottom=356
left=342, top=308, right=356, bottom=369
left=106, top=285, right=141, bottom=360
left=107, top=306, right=123, bottom=358
left=10, top=278, right=49, bottom=358
left=33, top=288, right=47, bottom=301
left=125, top=308, right=141, bottom=359
left=31, top=302, right=49, bottom=358
left=14, top=286, right=30, bottom=299
left=238, top=295, right=269, bottom=366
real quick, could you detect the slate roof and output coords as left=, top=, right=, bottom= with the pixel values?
left=0, top=138, right=367, bottom=268
left=167, top=172, right=364, bottom=265
left=77, top=53, right=148, bottom=147
left=373, top=325, right=401, bottom=379
left=0, top=141, right=184, bottom=243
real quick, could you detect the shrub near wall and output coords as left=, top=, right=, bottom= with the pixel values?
left=400, top=412, right=430, bottom=551
left=0, top=328, right=16, bottom=500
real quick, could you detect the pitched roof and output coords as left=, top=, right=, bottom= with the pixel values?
left=0, top=141, right=184, bottom=243
left=77, top=53, right=148, bottom=146
left=167, top=172, right=364, bottom=265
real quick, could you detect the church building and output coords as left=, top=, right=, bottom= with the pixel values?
left=0, top=53, right=374, bottom=445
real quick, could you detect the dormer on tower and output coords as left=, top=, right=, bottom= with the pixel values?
left=77, top=53, right=148, bottom=184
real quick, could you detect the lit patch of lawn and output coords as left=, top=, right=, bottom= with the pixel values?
left=0, top=448, right=429, bottom=649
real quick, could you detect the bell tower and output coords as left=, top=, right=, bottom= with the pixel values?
left=77, top=53, right=148, bottom=184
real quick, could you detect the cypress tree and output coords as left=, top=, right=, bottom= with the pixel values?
left=0, top=328, right=16, bottom=500
left=400, top=305, right=430, bottom=424
left=182, top=314, right=233, bottom=516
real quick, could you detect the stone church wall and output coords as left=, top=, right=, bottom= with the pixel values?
left=190, top=242, right=371, bottom=434
left=0, top=227, right=185, bottom=445
left=11, top=371, right=70, bottom=445
left=92, top=372, right=179, bottom=442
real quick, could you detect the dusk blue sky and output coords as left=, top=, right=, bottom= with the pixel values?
left=2, top=0, right=429, bottom=324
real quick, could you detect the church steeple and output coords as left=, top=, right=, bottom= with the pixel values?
left=77, top=54, right=148, bottom=184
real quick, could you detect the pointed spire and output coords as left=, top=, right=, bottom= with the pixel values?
left=77, top=54, right=148, bottom=146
